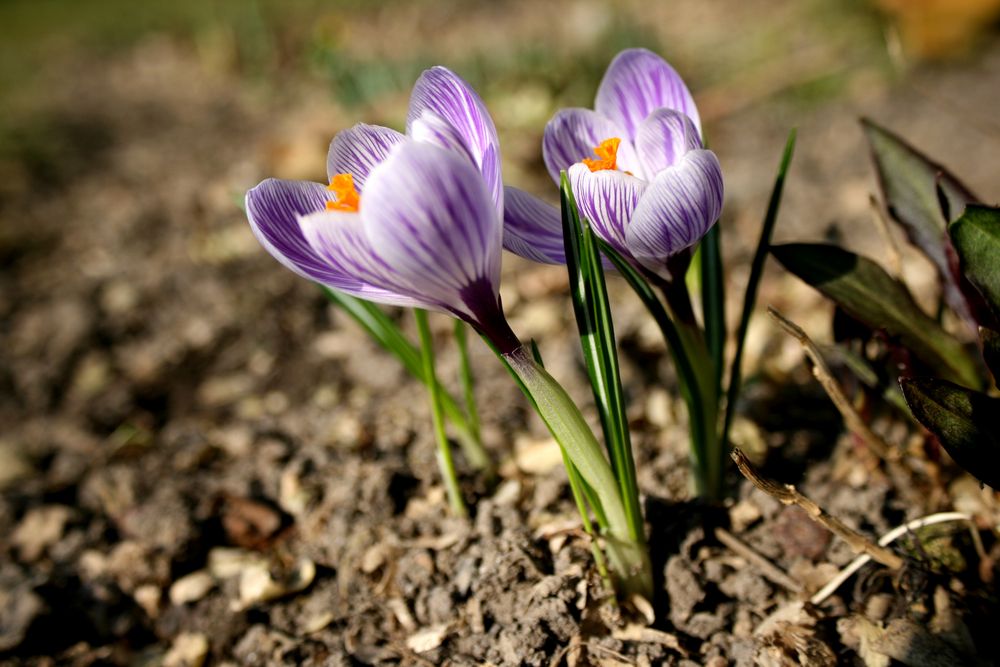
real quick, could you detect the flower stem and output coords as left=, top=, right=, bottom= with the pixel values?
left=321, top=287, right=492, bottom=474
left=599, top=246, right=724, bottom=501
left=415, top=309, right=467, bottom=517
left=453, top=320, right=492, bottom=478
left=502, top=346, right=652, bottom=599
left=659, top=280, right=723, bottom=500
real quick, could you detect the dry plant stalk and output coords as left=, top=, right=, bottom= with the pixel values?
left=731, top=448, right=905, bottom=570
left=870, top=194, right=904, bottom=278
left=714, top=527, right=803, bottom=593
left=767, top=306, right=897, bottom=461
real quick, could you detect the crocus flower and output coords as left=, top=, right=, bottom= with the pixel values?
left=503, top=48, right=723, bottom=278
left=244, top=67, right=653, bottom=596
left=245, top=68, right=518, bottom=353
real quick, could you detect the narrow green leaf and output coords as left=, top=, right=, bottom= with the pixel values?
left=950, top=205, right=1000, bottom=320
left=529, top=338, right=544, bottom=365
left=415, top=309, right=467, bottom=517
left=900, top=377, right=1000, bottom=489
left=560, top=172, right=643, bottom=544
left=700, top=223, right=725, bottom=392
left=323, top=287, right=422, bottom=377
left=597, top=238, right=718, bottom=497
left=772, top=243, right=981, bottom=389
left=453, top=321, right=482, bottom=444
left=722, top=129, right=795, bottom=452
left=861, top=118, right=977, bottom=321
left=322, top=287, right=486, bottom=467
left=480, top=332, right=611, bottom=532
left=515, top=340, right=610, bottom=529
left=980, top=327, right=1000, bottom=383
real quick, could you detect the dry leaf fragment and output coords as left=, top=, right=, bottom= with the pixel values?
left=405, top=623, right=450, bottom=653
left=611, top=624, right=687, bottom=656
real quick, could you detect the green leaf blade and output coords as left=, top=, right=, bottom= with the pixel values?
left=700, top=223, right=725, bottom=392
left=722, top=129, right=796, bottom=452
left=980, top=327, right=1000, bottom=383
left=861, top=118, right=977, bottom=321
left=772, top=243, right=982, bottom=389
left=900, top=377, right=1000, bottom=489
left=950, top=205, right=1000, bottom=321
left=559, top=171, right=643, bottom=544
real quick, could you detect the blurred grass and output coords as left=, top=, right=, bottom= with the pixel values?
left=0, top=0, right=897, bottom=201
left=0, top=0, right=891, bottom=112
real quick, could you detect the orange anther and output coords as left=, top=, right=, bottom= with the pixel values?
left=326, top=173, right=360, bottom=212
left=582, top=137, right=622, bottom=172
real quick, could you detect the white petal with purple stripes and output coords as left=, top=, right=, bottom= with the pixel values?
left=326, top=124, right=405, bottom=187
left=406, top=67, right=503, bottom=215
left=502, top=186, right=566, bottom=264
left=635, top=108, right=702, bottom=179
left=246, top=178, right=359, bottom=289
left=361, top=142, right=502, bottom=320
left=542, top=108, right=641, bottom=184
left=411, top=109, right=503, bottom=216
left=595, top=48, right=701, bottom=142
left=298, top=210, right=423, bottom=308
left=625, top=149, right=723, bottom=275
left=568, top=162, right=647, bottom=259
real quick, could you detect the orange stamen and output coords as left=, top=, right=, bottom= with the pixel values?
left=582, top=137, right=622, bottom=172
left=326, top=173, right=360, bottom=212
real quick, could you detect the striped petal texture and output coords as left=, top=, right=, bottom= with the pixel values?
left=502, top=48, right=722, bottom=277
left=246, top=66, right=520, bottom=349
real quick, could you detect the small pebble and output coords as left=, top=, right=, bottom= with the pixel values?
left=134, top=584, right=161, bottom=618
left=170, top=570, right=215, bottom=605
left=163, top=632, right=209, bottom=667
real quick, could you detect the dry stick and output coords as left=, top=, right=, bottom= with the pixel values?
left=731, top=448, right=905, bottom=570
left=714, top=527, right=803, bottom=593
left=870, top=194, right=904, bottom=278
left=810, top=511, right=977, bottom=605
left=767, top=306, right=897, bottom=461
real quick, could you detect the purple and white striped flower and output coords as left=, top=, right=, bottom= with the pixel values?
left=245, top=67, right=519, bottom=352
left=503, top=48, right=724, bottom=278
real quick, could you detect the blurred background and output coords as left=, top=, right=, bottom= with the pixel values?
left=4, top=0, right=1000, bottom=444
left=2, top=0, right=1000, bottom=662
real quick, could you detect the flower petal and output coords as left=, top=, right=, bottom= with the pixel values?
left=410, top=109, right=504, bottom=216
left=595, top=48, right=701, bottom=141
left=407, top=66, right=503, bottom=213
left=246, top=178, right=365, bottom=289
left=326, top=124, right=405, bottom=187
left=568, top=162, right=647, bottom=259
left=625, top=149, right=723, bottom=274
left=635, top=108, right=702, bottom=178
left=502, top=187, right=566, bottom=264
left=297, top=210, right=423, bottom=308
left=361, top=141, right=503, bottom=320
left=542, top=108, right=641, bottom=184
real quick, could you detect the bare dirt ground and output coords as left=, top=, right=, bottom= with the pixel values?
left=2, top=1, right=1000, bottom=664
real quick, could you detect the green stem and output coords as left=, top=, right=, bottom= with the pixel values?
left=502, top=345, right=652, bottom=599
left=658, top=278, right=723, bottom=500
left=701, top=224, right=726, bottom=395
left=415, top=310, right=467, bottom=517
left=599, top=244, right=723, bottom=500
left=721, top=130, right=797, bottom=454
left=322, top=287, right=492, bottom=474
left=560, top=448, right=612, bottom=588
left=453, top=320, right=488, bottom=472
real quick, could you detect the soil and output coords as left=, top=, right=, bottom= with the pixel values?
left=2, top=4, right=1000, bottom=665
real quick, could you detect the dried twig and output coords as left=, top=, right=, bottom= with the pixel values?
left=731, top=448, right=905, bottom=570
left=768, top=306, right=897, bottom=460
left=810, top=511, right=976, bottom=605
left=714, top=526, right=803, bottom=593
left=870, top=194, right=903, bottom=277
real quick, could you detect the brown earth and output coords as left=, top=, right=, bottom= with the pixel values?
left=2, top=1, right=1000, bottom=664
